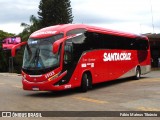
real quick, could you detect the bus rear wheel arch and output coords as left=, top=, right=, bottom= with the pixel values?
left=80, top=71, right=92, bottom=92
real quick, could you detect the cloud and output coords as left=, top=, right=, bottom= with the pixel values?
left=73, top=12, right=118, bottom=24
left=0, top=23, right=24, bottom=34
left=0, top=0, right=160, bottom=34
left=0, top=0, right=39, bottom=24
left=71, top=0, right=160, bottom=33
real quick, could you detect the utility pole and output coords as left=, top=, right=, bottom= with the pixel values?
left=150, top=0, right=155, bottom=33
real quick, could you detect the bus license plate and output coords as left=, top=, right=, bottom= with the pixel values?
left=32, top=87, right=39, bottom=91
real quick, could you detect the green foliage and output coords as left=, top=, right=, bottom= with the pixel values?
left=0, top=50, right=8, bottom=72
left=13, top=47, right=25, bottom=73
left=38, top=0, right=73, bottom=28
left=20, top=15, right=40, bottom=41
left=20, top=0, right=73, bottom=40
left=0, top=30, right=15, bottom=40
left=0, top=30, right=15, bottom=72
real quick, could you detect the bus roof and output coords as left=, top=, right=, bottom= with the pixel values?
left=30, top=24, right=147, bottom=39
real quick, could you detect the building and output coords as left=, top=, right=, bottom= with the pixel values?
left=145, top=34, right=160, bottom=68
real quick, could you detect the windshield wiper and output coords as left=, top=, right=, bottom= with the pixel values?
left=35, top=48, right=40, bottom=68
left=27, top=47, right=40, bottom=69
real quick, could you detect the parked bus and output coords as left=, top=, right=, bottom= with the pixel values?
left=11, top=24, right=151, bottom=92
left=2, top=37, right=21, bottom=50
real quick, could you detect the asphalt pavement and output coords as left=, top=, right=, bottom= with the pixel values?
left=0, top=71, right=160, bottom=120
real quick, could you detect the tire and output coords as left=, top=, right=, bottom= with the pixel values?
left=80, top=73, right=92, bottom=92
left=134, top=67, right=141, bottom=80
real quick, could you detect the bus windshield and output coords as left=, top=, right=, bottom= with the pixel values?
left=22, top=34, right=63, bottom=73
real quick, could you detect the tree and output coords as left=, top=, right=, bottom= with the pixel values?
left=0, top=30, right=15, bottom=72
left=38, top=0, right=73, bottom=28
left=0, top=30, right=14, bottom=40
left=20, top=15, right=40, bottom=41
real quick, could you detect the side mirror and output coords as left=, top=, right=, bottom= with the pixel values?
left=11, top=42, right=27, bottom=57
left=53, top=42, right=59, bottom=54
left=53, top=38, right=66, bottom=54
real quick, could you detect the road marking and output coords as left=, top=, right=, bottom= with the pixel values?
left=143, top=79, right=160, bottom=82
left=0, top=83, right=5, bottom=85
left=73, top=96, right=108, bottom=104
left=132, top=79, right=160, bottom=83
left=137, top=106, right=160, bottom=111
left=115, top=93, right=126, bottom=95
left=13, top=85, right=22, bottom=89
left=156, top=92, right=160, bottom=94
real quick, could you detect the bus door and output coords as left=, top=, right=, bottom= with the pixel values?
left=61, top=42, right=76, bottom=83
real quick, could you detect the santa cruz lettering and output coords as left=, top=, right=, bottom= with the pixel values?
left=103, top=53, right=131, bottom=61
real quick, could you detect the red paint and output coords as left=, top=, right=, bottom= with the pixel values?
left=12, top=24, right=150, bottom=91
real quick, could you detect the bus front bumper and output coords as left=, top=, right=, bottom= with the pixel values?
left=22, top=79, right=72, bottom=91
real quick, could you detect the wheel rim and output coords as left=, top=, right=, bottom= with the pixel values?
left=137, top=69, right=140, bottom=78
left=84, top=74, right=89, bottom=87
left=86, top=78, right=89, bottom=87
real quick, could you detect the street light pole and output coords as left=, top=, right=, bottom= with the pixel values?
left=150, top=0, right=155, bottom=33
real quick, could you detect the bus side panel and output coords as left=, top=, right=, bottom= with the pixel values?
left=67, top=48, right=150, bottom=88
left=104, top=50, right=137, bottom=80
left=138, top=49, right=151, bottom=74
left=67, top=50, right=110, bottom=87
left=70, top=50, right=138, bottom=86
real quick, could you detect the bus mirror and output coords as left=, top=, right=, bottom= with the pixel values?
left=11, top=42, right=27, bottom=57
left=53, top=42, right=59, bottom=54
left=53, top=38, right=66, bottom=54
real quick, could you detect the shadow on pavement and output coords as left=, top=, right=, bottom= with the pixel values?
left=25, top=76, right=149, bottom=98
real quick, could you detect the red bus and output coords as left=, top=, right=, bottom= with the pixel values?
left=12, top=24, right=151, bottom=92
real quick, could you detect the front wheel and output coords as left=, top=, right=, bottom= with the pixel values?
left=80, top=73, right=92, bottom=92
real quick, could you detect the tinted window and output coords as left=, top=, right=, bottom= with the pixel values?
left=66, top=28, right=86, bottom=36
left=65, top=31, right=149, bottom=64
left=83, top=32, right=149, bottom=50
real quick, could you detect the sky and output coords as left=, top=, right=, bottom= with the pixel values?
left=0, top=0, right=160, bottom=35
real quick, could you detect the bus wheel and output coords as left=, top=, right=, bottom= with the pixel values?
left=134, top=67, right=141, bottom=80
left=81, top=73, right=92, bottom=92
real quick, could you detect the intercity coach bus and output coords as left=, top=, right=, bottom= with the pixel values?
left=11, top=24, right=151, bottom=92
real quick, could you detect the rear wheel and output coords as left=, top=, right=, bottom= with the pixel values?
left=134, top=67, right=141, bottom=80
left=80, top=73, right=92, bottom=92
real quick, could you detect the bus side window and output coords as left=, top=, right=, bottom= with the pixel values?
left=64, top=44, right=73, bottom=64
